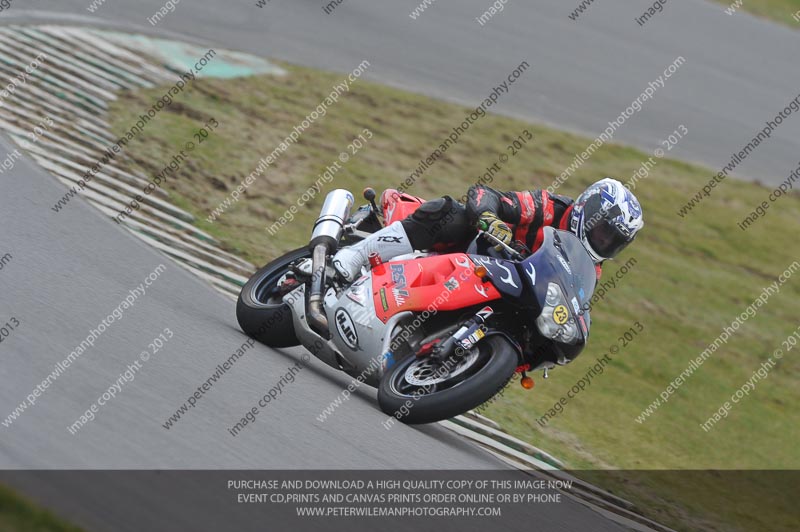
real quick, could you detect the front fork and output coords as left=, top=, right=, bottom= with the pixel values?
left=421, top=305, right=536, bottom=390
left=424, top=306, right=494, bottom=362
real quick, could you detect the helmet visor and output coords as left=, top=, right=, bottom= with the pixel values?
left=582, top=195, right=632, bottom=259
left=586, top=218, right=631, bottom=259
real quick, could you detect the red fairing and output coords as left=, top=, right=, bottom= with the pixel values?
left=371, top=254, right=502, bottom=323
left=381, top=188, right=425, bottom=225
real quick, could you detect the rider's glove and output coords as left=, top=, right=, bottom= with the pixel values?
left=478, top=211, right=513, bottom=251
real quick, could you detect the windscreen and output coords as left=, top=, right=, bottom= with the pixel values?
left=551, top=229, right=597, bottom=311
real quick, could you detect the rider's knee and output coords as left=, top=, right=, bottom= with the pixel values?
left=401, top=196, right=470, bottom=250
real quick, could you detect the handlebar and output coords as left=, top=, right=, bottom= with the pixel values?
left=475, top=225, right=526, bottom=261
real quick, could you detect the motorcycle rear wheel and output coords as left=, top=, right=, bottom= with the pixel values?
left=377, top=335, right=518, bottom=424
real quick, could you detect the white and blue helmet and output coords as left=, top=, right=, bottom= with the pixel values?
left=570, top=178, right=643, bottom=262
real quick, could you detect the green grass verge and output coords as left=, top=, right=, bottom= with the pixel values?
left=108, top=62, right=800, bottom=532
left=713, top=0, right=800, bottom=25
left=0, top=484, right=84, bottom=532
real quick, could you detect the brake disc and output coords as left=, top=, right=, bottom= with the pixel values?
left=403, top=348, right=479, bottom=386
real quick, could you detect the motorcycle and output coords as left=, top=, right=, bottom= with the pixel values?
left=237, top=188, right=597, bottom=424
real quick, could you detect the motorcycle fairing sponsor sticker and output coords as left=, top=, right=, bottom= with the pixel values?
left=334, top=308, right=359, bottom=350
left=444, top=277, right=459, bottom=291
left=378, top=288, right=390, bottom=312
left=346, top=282, right=369, bottom=306
left=477, top=306, right=494, bottom=320
left=390, top=263, right=409, bottom=306
left=390, top=263, right=407, bottom=285
left=457, top=328, right=485, bottom=351
left=557, top=254, right=572, bottom=275
left=570, top=297, right=580, bottom=315
left=392, top=287, right=409, bottom=306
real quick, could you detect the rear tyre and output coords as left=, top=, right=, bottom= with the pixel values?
left=377, top=336, right=518, bottom=424
left=236, top=247, right=310, bottom=348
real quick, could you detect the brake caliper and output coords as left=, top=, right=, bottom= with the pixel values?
left=278, top=275, right=301, bottom=296
left=416, top=339, right=441, bottom=358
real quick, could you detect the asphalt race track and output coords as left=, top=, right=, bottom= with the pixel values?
left=1, top=1, right=797, bottom=531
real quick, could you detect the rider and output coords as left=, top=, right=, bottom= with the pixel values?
left=333, top=177, right=644, bottom=282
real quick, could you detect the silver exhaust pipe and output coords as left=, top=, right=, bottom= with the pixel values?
left=307, top=189, right=354, bottom=337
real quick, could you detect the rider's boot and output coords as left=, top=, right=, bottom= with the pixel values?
left=332, top=222, right=413, bottom=282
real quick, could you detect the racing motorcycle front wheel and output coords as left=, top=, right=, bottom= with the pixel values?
left=377, top=335, right=518, bottom=424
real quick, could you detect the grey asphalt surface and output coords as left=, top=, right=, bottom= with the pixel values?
left=2, top=0, right=796, bottom=530
left=10, top=0, right=800, bottom=186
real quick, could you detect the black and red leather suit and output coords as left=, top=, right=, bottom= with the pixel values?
left=400, top=184, right=576, bottom=258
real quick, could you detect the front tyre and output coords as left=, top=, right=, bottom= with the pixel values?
left=377, top=336, right=518, bottom=424
left=236, top=247, right=310, bottom=348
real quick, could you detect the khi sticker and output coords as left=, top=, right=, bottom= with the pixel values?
left=553, top=305, right=569, bottom=325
